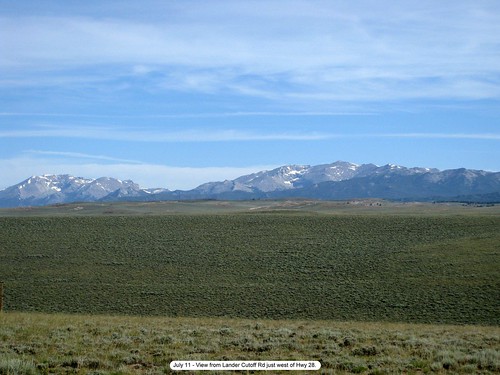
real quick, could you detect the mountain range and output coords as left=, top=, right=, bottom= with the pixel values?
left=1, top=161, right=499, bottom=207
left=0, top=175, right=167, bottom=208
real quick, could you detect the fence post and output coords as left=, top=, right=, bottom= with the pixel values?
left=0, top=282, right=3, bottom=312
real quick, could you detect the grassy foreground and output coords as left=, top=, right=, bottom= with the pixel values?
left=0, top=312, right=499, bottom=374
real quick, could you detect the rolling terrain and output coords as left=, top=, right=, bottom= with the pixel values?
left=0, top=203, right=498, bottom=324
left=0, top=198, right=498, bottom=217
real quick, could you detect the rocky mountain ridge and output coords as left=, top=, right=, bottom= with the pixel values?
left=0, top=174, right=167, bottom=208
left=0, top=161, right=499, bottom=207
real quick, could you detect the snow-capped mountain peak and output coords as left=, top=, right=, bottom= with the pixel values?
left=0, top=175, right=162, bottom=207
left=184, top=161, right=499, bottom=201
left=193, top=162, right=377, bottom=194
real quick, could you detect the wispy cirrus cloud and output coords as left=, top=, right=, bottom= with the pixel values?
left=2, top=1, right=499, bottom=104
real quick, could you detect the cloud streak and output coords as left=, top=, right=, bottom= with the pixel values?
left=24, top=150, right=143, bottom=164
left=0, top=111, right=377, bottom=118
left=0, top=126, right=500, bottom=145
left=382, top=133, right=500, bottom=140
left=0, top=126, right=333, bottom=142
left=1, top=126, right=499, bottom=142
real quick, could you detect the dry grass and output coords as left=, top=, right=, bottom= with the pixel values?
left=1, top=312, right=499, bottom=374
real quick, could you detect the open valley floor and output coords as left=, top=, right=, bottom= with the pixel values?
left=0, top=201, right=498, bottom=373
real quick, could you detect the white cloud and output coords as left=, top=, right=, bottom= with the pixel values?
left=1, top=1, right=499, bottom=102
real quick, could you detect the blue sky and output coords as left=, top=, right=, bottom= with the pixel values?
left=1, top=0, right=499, bottom=190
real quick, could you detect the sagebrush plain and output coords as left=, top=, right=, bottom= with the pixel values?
left=1, top=312, right=499, bottom=374
left=0, top=200, right=499, bottom=374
